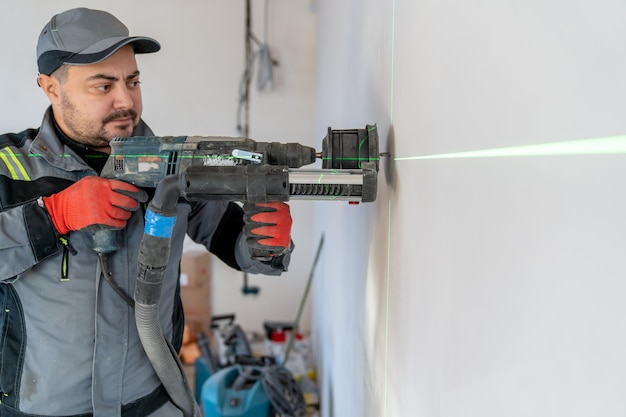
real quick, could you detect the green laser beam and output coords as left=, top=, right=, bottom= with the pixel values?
left=358, top=136, right=369, bottom=152
left=26, top=154, right=83, bottom=158
left=23, top=152, right=382, bottom=162
left=124, top=154, right=235, bottom=159
left=395, top=135, right=626, bottom=161
left=383, top=199, right=391, bottom=417
left=358, top=133, right=369, bottom=169
left=321, top=157, right=381, bottom=161
left=17, top=153, right=238, bottom=159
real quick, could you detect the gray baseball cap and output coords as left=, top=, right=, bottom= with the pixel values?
left=37, top=7, right=160, bottom=75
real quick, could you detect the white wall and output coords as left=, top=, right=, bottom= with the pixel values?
left=0, top=1, right=317, bottom=334
left=313, top=1, right=626, bottom=416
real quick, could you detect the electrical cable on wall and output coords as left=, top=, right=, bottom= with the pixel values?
left=236, top=0, right=278, bottom=137
left=256, top=0, right=275, bottom=92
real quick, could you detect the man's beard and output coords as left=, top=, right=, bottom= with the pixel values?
left=60, top=94, right=138, bottom=148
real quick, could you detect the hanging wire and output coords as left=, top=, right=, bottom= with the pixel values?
left=256, top=0, right=275, bottom=92
left=236, top=0, right=278, bottom=136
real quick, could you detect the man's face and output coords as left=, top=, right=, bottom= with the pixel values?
left=52, top=45, right=143, bottom=152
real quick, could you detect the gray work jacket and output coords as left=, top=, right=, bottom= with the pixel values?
left=0, top=109, right=286, bottom=417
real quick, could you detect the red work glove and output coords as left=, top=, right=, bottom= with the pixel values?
left=243, top=202, right=292, bottom=259
left=42, top=177, right=148, bottom=235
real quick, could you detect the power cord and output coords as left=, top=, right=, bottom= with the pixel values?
left=98, top=252, right=135, bottom=307
left=261, top=365, right=306, bottom=417
left=231, top=362, right=306, bottom=417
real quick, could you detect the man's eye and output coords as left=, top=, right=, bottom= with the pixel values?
left=96, top=84, right=111, bottom=92
left=129, top=80, right=141, bottom=88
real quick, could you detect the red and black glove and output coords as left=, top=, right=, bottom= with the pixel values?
left=42, top=176, right=148, bottom=235
left=243, top=201, right=292, bottom=260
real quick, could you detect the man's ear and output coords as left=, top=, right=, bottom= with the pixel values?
left=37, top=74, right=61, bottom=104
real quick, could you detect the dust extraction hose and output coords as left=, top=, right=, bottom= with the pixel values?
left=134, top=174, right=201, bottom=417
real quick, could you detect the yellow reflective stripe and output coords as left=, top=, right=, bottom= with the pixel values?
left=0, top=150, right=19, bottom=180
left=5, top=148, right=30, bottom=180
left=61, top=247, right=69, bottom=281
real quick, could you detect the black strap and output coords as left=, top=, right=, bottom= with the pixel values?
left=0, top=385, right=171, bottom=417
left=121, top=384, right=171, bottom=417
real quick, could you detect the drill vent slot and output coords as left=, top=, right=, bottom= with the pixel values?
left=166, top=151, right=179, bottom=175
left=290, top=183, right=355, bottom=197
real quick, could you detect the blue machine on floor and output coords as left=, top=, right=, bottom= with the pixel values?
left=200, top=362, right=273, bottom=417
left=195, top=314, right=269, bottom=416
left=195, top=314, right=304, bottom=417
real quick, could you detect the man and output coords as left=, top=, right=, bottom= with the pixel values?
left=0, top=7, right=293, bottom=417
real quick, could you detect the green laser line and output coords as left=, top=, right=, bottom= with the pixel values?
left=357, top=134, right=369, bottom=169
left=395, top=135, right=626, bottom=161
left=316, top=175, right=332, bottom=195
left=383, top=199, right=391, bottom=417
left=113, top=154, right=236, bottom=159
left=182, top=155, right=235, bottom=159
left=24, top=154, right=77, bottom=158
left=358, top=135, right=369, bottom=152
left=321, top=157, right=381, bottom=161
left=23, top=152, right=382, bottom=163
left=17, top=153, right=239, bottom=159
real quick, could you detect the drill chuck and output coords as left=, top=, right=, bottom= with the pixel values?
left=256, top=142, right=317, bottom=167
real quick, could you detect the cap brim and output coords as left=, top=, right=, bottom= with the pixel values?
left=64, top=36, right=160, bottom=65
